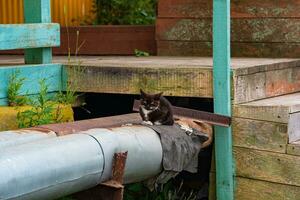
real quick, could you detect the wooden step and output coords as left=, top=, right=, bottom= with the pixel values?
left=1, top=56, right=300, bottom=103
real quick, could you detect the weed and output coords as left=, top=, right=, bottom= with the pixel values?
left=16, top=79, right=60, bottom=128
left=135, top=49, right=150, bottom=57
left=7, top=70, right=28, bottom=106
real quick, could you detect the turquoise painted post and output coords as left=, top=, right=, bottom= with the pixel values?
left=213, top=0, right=234, bottom=200
left=23, top=0, right=52, bottom=64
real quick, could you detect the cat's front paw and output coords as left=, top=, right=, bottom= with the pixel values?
left=142, top=121, right=154, bottom=126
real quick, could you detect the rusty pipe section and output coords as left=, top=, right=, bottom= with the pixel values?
left=0, top=126, right=162, bottom=200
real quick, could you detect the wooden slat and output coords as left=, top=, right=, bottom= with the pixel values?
left=234, top=147, right=300, bottom=187
left=65, top=65, right=213, bottom=98
left=232, top=118, right=288, bottom=153
left=233, top=93, right=300, bottom=122
left=209, top=173, right=300, bottom=200
left=158, top=0, right=300, bottom=18
left=233, top=67, right=300, bottom=104
left=157, top=18, right=300, bottom=43
left=287, top=142, right=300, bottom=156
left=0, top=23, right=60, bottom=50
left=24, top=0, right=53, bottom=64
left=157, top=40, right=300, bottom=58
left=0, top=64, right=63, bottom=105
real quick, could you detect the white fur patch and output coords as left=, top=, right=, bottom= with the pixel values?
left=141, top=106, right=153, bottom=120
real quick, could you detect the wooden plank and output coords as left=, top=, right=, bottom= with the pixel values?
left=24, top=0, right=53, bottom=64
left=209, top=173, right=300, bottom=200
left=157, top=40, right=300, bottom=58
left=0, top=23, right=60, bottom=50
left=0, top=64, right=63, bottom=105
left=232, top=118, right=288, bottom=153
left=287, top=142, right=300, bottom=156
left=157, top=18, right=300, bottom=43
left=158, top=0, right=300, bottom=18
left=233, top=93, right=300, bottom=122
left=233, top=67, right=300, bottom=104
left=213, top=0, right=234, bottom=199
left=54, top=26, right=156, bottom=56
left=65, top=65, right=213, bottom=98
left=234, top=147, right=300, bottom=187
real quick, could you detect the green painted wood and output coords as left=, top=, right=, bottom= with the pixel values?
left=24, top=0, right=54, bottom=64
left=213, top=0, right=234, bottom=200
left=0, top=24, right=60, bottom=50
left=0, top=64, right=64, bottom=106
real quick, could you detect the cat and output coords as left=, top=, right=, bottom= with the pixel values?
left=139, top=89, right=174, bottom=125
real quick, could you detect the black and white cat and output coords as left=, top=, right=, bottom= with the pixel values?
left=139, top=89, right=174, bottom=125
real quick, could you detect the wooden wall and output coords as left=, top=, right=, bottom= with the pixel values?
left=157, top=0, right=300, bottom=57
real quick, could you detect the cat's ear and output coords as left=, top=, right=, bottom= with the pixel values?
left=140, top=89, right=146, bottom=97
left=154, top=92, right=163, bottom=100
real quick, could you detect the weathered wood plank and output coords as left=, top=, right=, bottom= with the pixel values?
left=158, top=0, right=300, bottom=18
left=287, top=142, right=300, bottom=156
left=0, top=23, right=60, bottom=50
left=209, top=173, right=300, bottom=200
left=0, top=64, right=63, bottom=105
left=234, top=147, right=300, bottom=187
left=232, top=118, right=288, bottom=153
left=233, top=67, right=300, bottom=104
left=157, top=40, right=300, bottom=58
left=157, top=18, right=300, bottom=43
left=24, top=0, right=54, bottom=64
left=233, top=93, right=300, bottom=122
left=65, top=65, right=213, bottom=98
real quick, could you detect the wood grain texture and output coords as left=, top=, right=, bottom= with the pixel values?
left=158, top=0, right=300, bottom=18
left=65, top=65, right=213, bottom=97
left=0, top=64, right=63, bottom=105
left=234, top=147, right=300, bottom=187
left=287, top=142, right=300, bottom=156
left=0, top=23, right=60, bottom=50
left=233, top=67, right=300, bottom=104
left=157, top=18, right=300, bottom=43
left=210, top=173, right=300, bottom=200
left=233, top=93, right=300, bottom=122
left=157, top=41, right=300, bottom=58
left=232, top=118, right=288, bottom=153
left=24, top=0, right=54, bottom=64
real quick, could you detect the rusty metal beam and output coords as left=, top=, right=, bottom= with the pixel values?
left=133, top=99, right=231, bottom=127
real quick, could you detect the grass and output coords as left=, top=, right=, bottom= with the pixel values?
left=7, top=70, right=28, bottom=106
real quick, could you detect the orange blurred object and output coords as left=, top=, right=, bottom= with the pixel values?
left=0, top=0, right=95, bottom=26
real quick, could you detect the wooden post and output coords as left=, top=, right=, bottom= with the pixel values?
left=213, top=0, right=234, bottom=200
left=23, top=0, right=52, bottom=64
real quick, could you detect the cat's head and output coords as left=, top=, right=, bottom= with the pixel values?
left=140, top=89, right=163, bottom=111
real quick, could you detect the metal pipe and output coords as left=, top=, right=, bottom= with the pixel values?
left=0, top=129, right=56, bottom=149
left=0, top=126, right=162, bottom=200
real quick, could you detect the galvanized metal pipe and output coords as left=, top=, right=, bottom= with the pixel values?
left=0, top=126, right=162, bottom=200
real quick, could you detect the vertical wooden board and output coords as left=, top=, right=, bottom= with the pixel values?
left=234, top=147, right=300, bottom=187
left=288, top=112, right=300, bottom=143
left=213, top=0, right=233, bottom=199
left=0, top=64, right=63, bottom=103
left=232, top=118, right=288, bottom=153
left=24, top=0, right=53, bottom=64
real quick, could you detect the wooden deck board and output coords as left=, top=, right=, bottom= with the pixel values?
left=0, top=55, right=299, bottom=101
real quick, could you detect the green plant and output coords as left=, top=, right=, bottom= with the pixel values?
left=135, top=49, right=150, bottom=57
left=7, top=70, right=28, bottom=106
left=16, top=79, right=61, bottom=128
left=95, top=0, right=157, bottom=25
left=124, top=181, right=197, bottom=200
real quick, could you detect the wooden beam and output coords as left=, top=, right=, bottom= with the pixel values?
left=24, top=0, right=54, bottom=64
left=213, top=0, right=234, bottom=199
left=0, top=23, right=60, bottom=50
